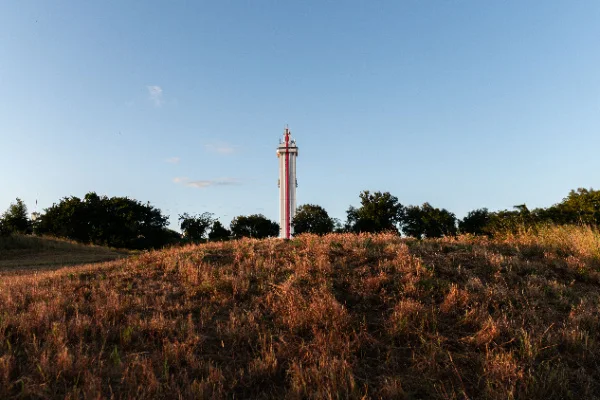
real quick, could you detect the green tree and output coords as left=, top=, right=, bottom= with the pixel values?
left=208, top=220, right=231, bottom=241
left=484, top=205, right=535, bottom=234
left=38, top=193, right=171, bottom=249
left=179, top=212, right=214, bottom=242
left=401, top=203, right=457, bottom=238
left=1, top=198, right=30, bottom=234
left=459, top=208, right=491, bottom=235
left=230, top=214, right=279, bottom=239
left=541, top=188, right=600, bottom=226
left=30, top=212, right=42, bottom=234
left=0, top=220, right=8, bottom=236
left=292, top=204, right=334, bottom=235
left=38, top=196, right=87, bottom=241
left=332, top=218, right=346, bottom=233
left=345, top=191, right=404, bottom=233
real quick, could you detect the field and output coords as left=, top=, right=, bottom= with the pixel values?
left=0, top=227, right=599, bottom=399
left=0, top=234, right=129, bottom=276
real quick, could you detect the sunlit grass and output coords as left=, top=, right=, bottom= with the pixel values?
left=0, top=228, right=598, bottom=398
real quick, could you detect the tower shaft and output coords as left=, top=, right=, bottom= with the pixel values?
left=276, top=127, right=298, bottom=239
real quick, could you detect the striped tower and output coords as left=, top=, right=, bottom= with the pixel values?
left=276, top=127, right=298, bottom=239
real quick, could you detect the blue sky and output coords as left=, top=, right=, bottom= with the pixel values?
left=1, top=1, right=599, bottom=230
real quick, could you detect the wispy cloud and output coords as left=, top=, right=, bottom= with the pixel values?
left=187, top=179, right=240, bottom=188
left=204, top=142, right=235, bottom=155
left=147, top=85, right=163, bottom=107
left=173, top=177, right=240, bottom=188
left=165, top=156, right=180, bottom=164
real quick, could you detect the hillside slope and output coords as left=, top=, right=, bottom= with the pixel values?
left=0, top=234, right=129, bottom=275
left=1, top=228, right=599, bottom=399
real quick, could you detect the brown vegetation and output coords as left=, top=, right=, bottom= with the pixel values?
left=0, top=234, right=130, bottom=276
left=0, top=227, right=599, bottom=398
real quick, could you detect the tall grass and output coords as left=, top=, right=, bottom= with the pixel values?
left=509, top=224, right=600, bottom=261
left=0, top=228, right=598, bottom=398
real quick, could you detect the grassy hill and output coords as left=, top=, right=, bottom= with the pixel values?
left=0, top=234, right=130, bottom=276
left=0, top=227, right=599, bottom=399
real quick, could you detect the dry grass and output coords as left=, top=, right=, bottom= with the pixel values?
left=0, top=228, right=599, bottom=399
left=0, top=234, right=130, bottom=276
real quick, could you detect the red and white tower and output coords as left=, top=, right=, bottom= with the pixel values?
left=276, top=126, right=298, bottom=239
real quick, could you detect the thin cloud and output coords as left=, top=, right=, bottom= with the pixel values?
left=165, top=157, right=180, bottom=164
left=187, top=179, right=240, bottom=188
left=173, top=177, right=240, bottom=188
left=204, top=143, right=235, bottom=155
left=147, top=85, right=163, bottom=107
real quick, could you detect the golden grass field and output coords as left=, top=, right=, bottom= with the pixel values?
left=0, top=227, right=599, bottom=399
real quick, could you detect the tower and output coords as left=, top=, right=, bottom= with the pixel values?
left=276, top=126, right=298, bottom=239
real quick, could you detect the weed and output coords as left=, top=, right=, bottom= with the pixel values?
left=110, top=345, right=121, bottom=366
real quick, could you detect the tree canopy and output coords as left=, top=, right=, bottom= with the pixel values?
left=208, top=220, right=231, bottom=241
left=541, top=188, right=600, bottom=225
left=402, top=203, right=457, bottom=238
left=459, top=208, right=491, bottom=236
left=179, top=212, right=214, bottom=242
left=5, top=186, right=600, bottom=247
left=345, top=191, right=404, bottom=233
left=1, top=198, right=30, bottom=234
left=292, top=204, right=335, bottom=235
left=38, top=192, right=173, bottom=249
left=230, top=214, right=279, bottom=239
left=457, top=189, right=600, bottom=235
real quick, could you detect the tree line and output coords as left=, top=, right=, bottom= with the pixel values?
left=0, top=193, right=281, bottom=249
left=1, top=188, right=599, bottom=249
